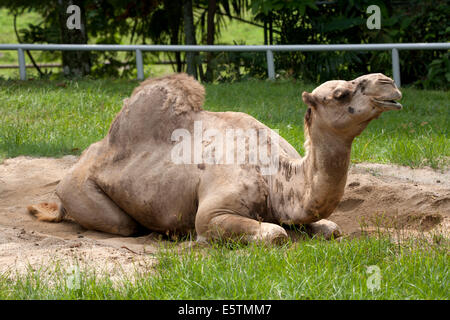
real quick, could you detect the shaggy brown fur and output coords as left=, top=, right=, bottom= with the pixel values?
left=131, top=73, right=205, bottom=114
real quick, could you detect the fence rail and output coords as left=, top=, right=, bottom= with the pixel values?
left=1, top=43, right=449, bottom=86
left=0, top=63, right=61, bottom=69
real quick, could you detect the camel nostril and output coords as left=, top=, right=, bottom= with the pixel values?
left=348, top=106, right=355, bottom=114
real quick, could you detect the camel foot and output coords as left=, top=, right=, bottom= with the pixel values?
left=27, top=202, right=65, bottom=222
left=306, top=220, right=342, bottom=240
left=252, top=222, right=289, bottom=245
left=193, top=235, right=211, bottom=247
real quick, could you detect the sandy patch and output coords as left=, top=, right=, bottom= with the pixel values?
left=333, top=162, right=449, bottom=238
left=0, top=156, right=448, bottom=275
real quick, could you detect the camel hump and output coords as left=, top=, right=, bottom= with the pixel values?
left=27, top=202, right=66, bottom=223
left=131, top=73, right=205, bottom=114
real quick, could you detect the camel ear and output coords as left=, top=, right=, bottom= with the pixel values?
left=302, top=91, right=317, bottom=108
left=304, top=107, right=312, bottom=126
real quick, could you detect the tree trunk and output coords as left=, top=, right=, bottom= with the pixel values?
left=57, top=0, right=90, bottom=77
left=269, top=12, right=273, bottom=45
left=264, top=19, right=268, bottom=45
left=183, top=0, right=197, bottom=79
left=172, top=37, right=183, bottom=73
left=205, top=0, right=217, bottom=82
left=164, top=0, right=183, bottom=72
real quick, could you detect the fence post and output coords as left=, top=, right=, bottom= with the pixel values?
left=391, top=48, right=401, bottom=87
left=18, top=48, right=26, bottom=80
left=136, top=49, right=144, bottom=80
left=266, top=49, right=275, bottom=80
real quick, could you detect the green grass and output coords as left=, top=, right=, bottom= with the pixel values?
left=0, top=237, right=448, bottom=299
left=0, top=79, right=448, bottom=168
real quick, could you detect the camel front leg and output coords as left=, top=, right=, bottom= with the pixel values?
left=195, top=198, right=288, bottom=244
left=305, top=219, right=342, bottom=240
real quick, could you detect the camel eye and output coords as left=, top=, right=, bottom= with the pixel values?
left=334, top=89, right=350, bottom=100
left=377, top=79, right=394, bottom=85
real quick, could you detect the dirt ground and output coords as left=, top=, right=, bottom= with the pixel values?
left=0, top=156, right=448, bottom=275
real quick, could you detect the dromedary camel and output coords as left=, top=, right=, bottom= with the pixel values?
left=28, top=73, right=402, bottom=243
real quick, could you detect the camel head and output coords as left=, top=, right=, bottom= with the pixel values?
left=302, top=73, right=402, bottom=138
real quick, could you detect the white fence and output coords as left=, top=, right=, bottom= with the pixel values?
left=0, top=43, right=449, bottom=86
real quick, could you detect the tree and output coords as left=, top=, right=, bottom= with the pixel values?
left=195, top=0, right=249, bottom=82
left=162, top=0, right=183, bottom=72
left=57, top=0, right=90, bottom=77
left=183, top=0, right=198, bottom=78
left=205, top=0, right=217, bottom=81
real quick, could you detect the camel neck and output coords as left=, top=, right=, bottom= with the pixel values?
left=301, top=123, right=353, bottom=221
left=269, top=123, right=352, bottom=224
left=306, top=124, right=352, bottom=184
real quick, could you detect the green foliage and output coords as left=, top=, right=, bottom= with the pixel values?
left=0, top=1, right=178, bottom=77
left=210, top=50, right=268, bottom=82
left=250, top=0, right=385, bottom=82
left=380, top=1, right=449, bottom=87
left=250, top=0, right=318, bottom=15
left=250, top=0, right=449, bottom=87
left=416, top=52, right=450, bottom=90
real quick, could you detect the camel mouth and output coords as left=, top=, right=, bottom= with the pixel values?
left=372, top=98, right=402, bottom=110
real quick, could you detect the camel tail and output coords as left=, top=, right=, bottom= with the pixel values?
left=27, top=202, right=66, bottom=223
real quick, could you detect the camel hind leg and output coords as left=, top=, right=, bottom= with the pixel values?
left=50, top=175, right=141, bottom=236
